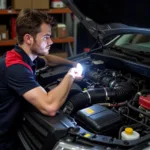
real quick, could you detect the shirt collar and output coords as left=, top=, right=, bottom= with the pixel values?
left=14, top=45, right=35, bottom=68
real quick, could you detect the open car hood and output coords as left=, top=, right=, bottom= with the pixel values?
left=63, top=0, right=150, bottom=40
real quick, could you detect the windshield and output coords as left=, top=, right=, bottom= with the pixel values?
left=114, top=34, right=150, bottom=53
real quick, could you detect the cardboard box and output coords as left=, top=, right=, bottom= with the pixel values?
left=12, top=0, right=50, bottom=10
left=32, top=0, right=49, bottom=9
left=57, top=24, right=67, bottom=38
left=12, top=0, right=32, bottom=9
left=0, top=30, right=9, bottom=40
left=0, top=25, right=7, bottom=32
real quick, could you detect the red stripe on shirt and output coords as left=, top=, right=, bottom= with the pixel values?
left=5, top=49, right=33, bottom=73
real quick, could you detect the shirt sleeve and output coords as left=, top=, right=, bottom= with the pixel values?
left=6, top=64, right=40, bottom=96
left=34, top=57, right=46, bottom=69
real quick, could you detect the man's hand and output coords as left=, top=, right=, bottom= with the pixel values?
left=67, top=67, right=83, bottom=81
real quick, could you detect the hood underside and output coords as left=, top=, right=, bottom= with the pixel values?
left=63, top=0, right=150, bottom=40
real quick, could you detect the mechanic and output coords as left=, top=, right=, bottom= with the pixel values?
left=0, top=9, right=82, bottom=150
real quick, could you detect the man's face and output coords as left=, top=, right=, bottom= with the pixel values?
left=31, top=23, right=53, bottom=56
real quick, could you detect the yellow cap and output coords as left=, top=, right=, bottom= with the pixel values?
left=83, top=88, right=87, bottom=91
left=125, top=128, right=133, bottom=135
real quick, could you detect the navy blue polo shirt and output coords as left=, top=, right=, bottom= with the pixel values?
left=0, top=45, right=46, bottom=149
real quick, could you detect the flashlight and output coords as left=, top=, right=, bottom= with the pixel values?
left=76, top=63, right=83, bottom=76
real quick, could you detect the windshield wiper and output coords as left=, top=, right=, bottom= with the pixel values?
left=111, top=46, right=146, bottom=61
left=132, top=50, right=150, bottom=58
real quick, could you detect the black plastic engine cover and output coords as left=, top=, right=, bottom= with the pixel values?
left=76, top=104, right=122, bottom=134
left=37, top=66, right=71, bottom=86
left=18, top=111, right=76, bottom=150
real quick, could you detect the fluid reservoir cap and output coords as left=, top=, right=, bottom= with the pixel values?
left=125, top=128, right=133, bottom=135
left=83, top=88, right=87, bottom=91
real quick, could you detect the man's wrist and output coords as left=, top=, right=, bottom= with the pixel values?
left=66, top=73, right=75, bottom=80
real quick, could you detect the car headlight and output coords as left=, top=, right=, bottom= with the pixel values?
left=53, top=141, right=91, bottom=150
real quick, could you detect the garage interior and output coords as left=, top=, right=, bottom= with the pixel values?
left=0, top=0, right=95, bottom=58
left=0, top=1, right=150, bottom=150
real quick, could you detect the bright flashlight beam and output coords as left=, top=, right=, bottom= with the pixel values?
left=76, top=63, right=83, bottom=75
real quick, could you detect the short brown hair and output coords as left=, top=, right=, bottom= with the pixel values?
left=16, top=9, right=54, bottom=44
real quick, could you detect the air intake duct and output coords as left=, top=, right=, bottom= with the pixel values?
left=63, top=82, right=135, bottom=115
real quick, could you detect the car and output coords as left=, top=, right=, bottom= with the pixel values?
left=17, top=1, right=150, bottom=150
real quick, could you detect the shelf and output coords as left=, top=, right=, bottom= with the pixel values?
left=48, top=8, right=72, bottom=14
left=0, top=8, right=72, bottom=15
left=52, top=37, right=74, bottom=43
left=0, top=37, right=74, bottom=46
left=0, top=40, right=16, bottom=46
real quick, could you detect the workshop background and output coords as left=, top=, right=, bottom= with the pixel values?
left=0, top=0, right=95, bottom=58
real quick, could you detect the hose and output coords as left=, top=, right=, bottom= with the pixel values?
left=128, top=100, right=150, bottom=118
left=63, top=92, right=90, bottom=114
left=84, top=85, right=135, bottom=104
left=64, top=84, right=135, bottom=114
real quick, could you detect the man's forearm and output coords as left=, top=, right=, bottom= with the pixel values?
left=47, top=73, right=74, bottom=113
left=44, top=54, right=77, bottom=66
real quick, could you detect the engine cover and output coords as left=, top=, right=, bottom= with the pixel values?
left=139, top=95, right=150, bottom=110
left=75, top=104, right=122, bottom=134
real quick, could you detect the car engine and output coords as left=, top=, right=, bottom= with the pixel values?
left=18, top=53, right=150, bottom=150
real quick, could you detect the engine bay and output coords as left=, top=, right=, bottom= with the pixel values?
left=18, top=53, right=150, bottom=150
